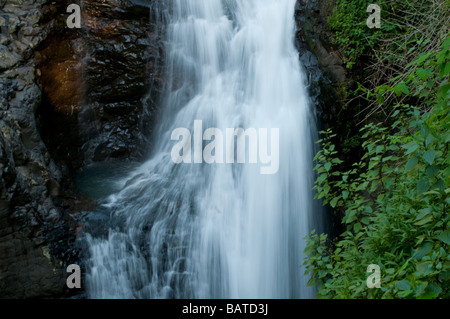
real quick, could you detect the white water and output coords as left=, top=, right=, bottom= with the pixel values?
left=85, top=0, right=319, bottom=299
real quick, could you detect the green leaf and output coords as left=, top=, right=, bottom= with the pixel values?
left=395, top=280, right=411, bottom=291
left=439, top=271, right=450, bottom=281
left=403, top=141, right=419, bottom=155
left=415, top=208, right=431, bottom=221
left=414, top=281, right=429, bottom=297
left=425, top=134, right=436, bottom=148
left=342, top=190, right=349, bottom=200
left=441, top=36, right=450, bottom=49
left=330, top=197, right=339, bottom=208
left=416, top=68, right=433, bottom=81
left=414, top=215, right=433, bottom=226
left=324, top=162, right=332, bottom=171
left=375, top=145, right=384, bottom=154
left=307, top=276, right=318, bottom=287
left=375, top=84, right=392, bottom=93
left=415, top=52, right=431, bottom=65
left=438, top=83, right=450, bottom=98
left=385, top=268, right=395, bottom=275
left=437, top=230, right=450, bottom=245
left=436, top=49, right=448, bottom=64
left=417, top=178, right=430, bottom=195
left=420, top=123, right=430, bottom=138
left=394, top=82, right=410, bottom=96
left=418, top=284, right=442, bottom=299
left=416, top=234, right=425, bottom=246
left=318, top=174, right=327, bottom=183
left=413, top=242, right=433, bottom=260
left=405, top=157, right=418, bottom=172
left=440, top=62, right=450, bottom=77
left=423, top=150, right=437, bottom=165
left=427, top=284, right=442, bottom=297
left=426, top=166, right=439, bottom=178
left=415, top=262, right=433, bottom=277
left=353, top=223, right=362, bottom=233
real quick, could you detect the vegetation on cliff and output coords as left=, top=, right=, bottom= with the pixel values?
left=304, top=0, right=450, bottom=298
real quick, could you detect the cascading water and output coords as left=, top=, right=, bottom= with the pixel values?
left=84, top=0, right=321, bottom=299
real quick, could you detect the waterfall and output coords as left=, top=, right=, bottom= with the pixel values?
left=84, top=0, right=320, bottom=299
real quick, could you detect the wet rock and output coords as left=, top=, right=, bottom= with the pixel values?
left=0, top=45, right=20, bottom=71
left=0, top=0, right=78, bottom=298
left=295, top=0, right=346, bottom=124
left=37, top=0, right=164, bottom=170
left=78, top=0, right=164, bottom=166
left=295, top=0, right=346, bottom=78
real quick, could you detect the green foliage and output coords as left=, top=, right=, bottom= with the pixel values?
left=328, top=0, right=384, bottom=68
left=304, top=35, right=450, bottom=299
left=328, top=0, right=449, bottom=72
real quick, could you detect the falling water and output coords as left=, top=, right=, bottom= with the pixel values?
left=85, top=0, right=320, bottom=299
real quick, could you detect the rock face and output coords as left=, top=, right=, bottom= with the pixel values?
left=0, top=0, right=71, bottom=298
left=0, top=0, right=165, bottom=298
left=38, top=0, right=164, bottom=172
left=295, top=0, right=347, bottom=125
left=79, top=0, right=163, bottom=165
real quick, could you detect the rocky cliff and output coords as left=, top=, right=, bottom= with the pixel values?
left=295, top=0, right=347, bottom=126
left=0, top=0, right=70, bottom=298
left=37, top=0, right=164, bottom=173
left=0, top=0, right=164, bottom=298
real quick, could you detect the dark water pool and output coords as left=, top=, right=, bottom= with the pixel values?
left=73, top=161, right=139, bottom=200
